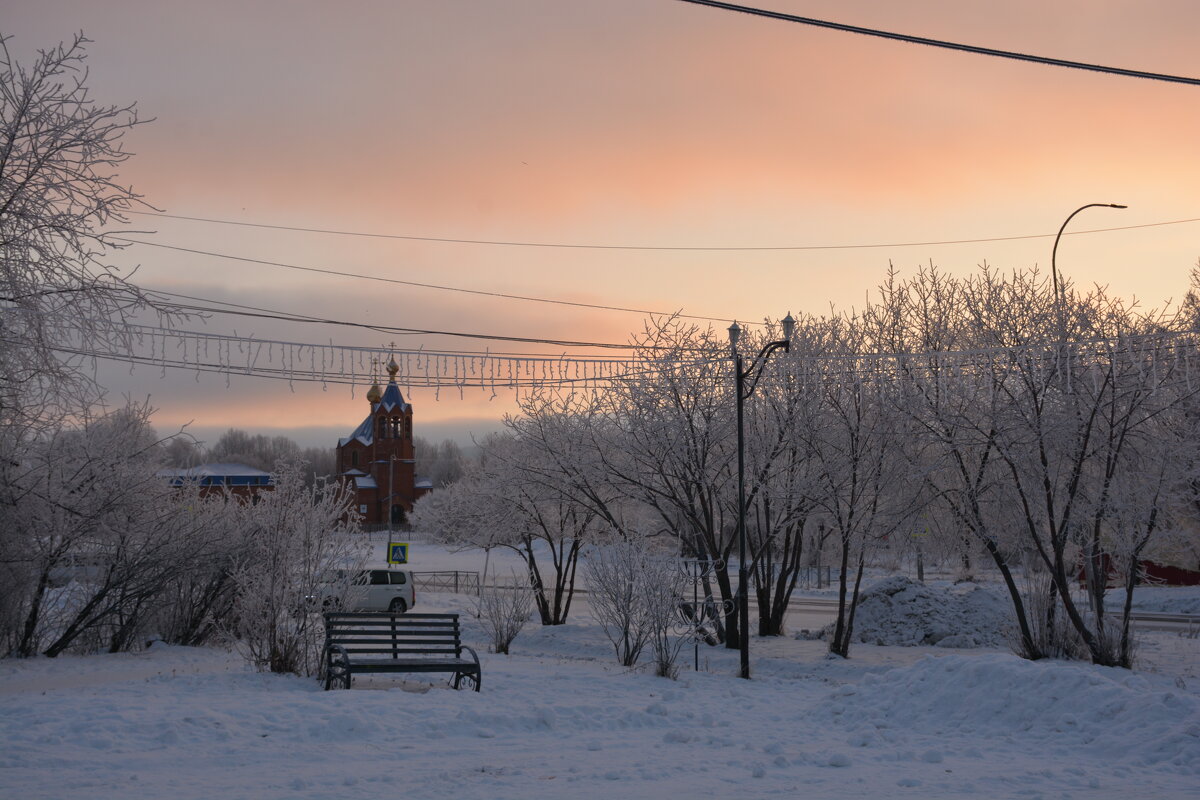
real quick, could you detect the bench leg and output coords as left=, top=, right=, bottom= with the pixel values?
left=453, top=671, right=480, bottom=692
left=324, top=650, right=351, bottom=690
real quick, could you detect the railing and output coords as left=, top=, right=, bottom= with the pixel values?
left=797, top=565, right=833, bottom=589
left=408, top=565, right=832, bottom=597
left=751, top=564, right=833, bottom=589
left=411, top=571, right=481, bottom=596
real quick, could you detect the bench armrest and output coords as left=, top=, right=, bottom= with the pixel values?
left=460, top=644, right=480, bottom=670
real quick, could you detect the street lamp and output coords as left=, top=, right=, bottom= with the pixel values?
left=1050, top=203, right=1127, bottom=334
left=729, top=313, right=795, bottom=680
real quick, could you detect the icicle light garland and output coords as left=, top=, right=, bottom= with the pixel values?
left=14, top=312, right=1200, bottom=401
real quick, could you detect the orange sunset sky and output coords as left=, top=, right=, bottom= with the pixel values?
left=7, top=1, right=1199, bottom=448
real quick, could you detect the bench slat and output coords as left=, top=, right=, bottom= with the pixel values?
left=324, top=623, right=458, bottom=628
left=324, top=618, right=453, bottom=623
left=335, top=646, right=460, bottom=654
left=331, top=642, right=460, bottom=647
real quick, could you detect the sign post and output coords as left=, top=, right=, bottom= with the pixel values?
left=387, top=541, right=409, bottom=565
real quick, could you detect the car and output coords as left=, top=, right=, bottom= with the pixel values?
left=314, top=568, right=415, bottom=613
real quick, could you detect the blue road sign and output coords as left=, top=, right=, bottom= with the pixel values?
left=387, top=542, right=409, bottom=565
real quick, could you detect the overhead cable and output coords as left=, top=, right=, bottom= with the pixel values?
left=676, top=0, right=1200, bottom=86
left=144, top=289, right=642, bottom=350
left=113, top=237, right=741, bottom=324
left=128, top=211, right=1200, bottom=251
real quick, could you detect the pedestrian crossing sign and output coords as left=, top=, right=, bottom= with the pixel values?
left=387, top=542, right=409, bottom=565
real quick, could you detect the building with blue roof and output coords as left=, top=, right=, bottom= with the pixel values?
left=157, top=462, right=273, bottom=499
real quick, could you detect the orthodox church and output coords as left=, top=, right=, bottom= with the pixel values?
left=336, top=357, right=432, bottom=525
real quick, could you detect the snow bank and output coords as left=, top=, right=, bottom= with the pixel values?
left=821, top=576, right=1013, bottom=648
left=812, top=653, right=1200, bottom=774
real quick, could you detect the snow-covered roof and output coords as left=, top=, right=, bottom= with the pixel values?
left=415, top=477, right=433, bottom=490
left=354, top=475, right=378, bottom=490
left=338, top=414, right=375, bottom=448
left=377, top=382, right=409, bottom=413
left=337, top=381, right=411, bottom=447
left=158, top=463, right=272, bottom=487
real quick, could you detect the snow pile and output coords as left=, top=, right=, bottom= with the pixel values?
left=812, top=653, right=1200, bottom=774
left=824, top=576, right=1012, bottom=648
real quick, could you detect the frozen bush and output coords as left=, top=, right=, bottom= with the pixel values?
left=227, top=463, right=365, bottom=676
left=476, top=574, right=534, bottom=655
left=586, top=541, right=687, bottom=676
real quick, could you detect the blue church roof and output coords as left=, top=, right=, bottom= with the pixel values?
left=337, top=381, right=410, bottom=447
left=377, top=382, right=408, bottom=413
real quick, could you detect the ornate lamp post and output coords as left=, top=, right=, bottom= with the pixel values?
left=729, top=313, right=795, bottom=679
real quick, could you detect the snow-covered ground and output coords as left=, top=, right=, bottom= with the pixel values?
left=3, top=542, right=1199, bottom=800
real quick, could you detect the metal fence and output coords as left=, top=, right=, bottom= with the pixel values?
left=796, top=565, right=833, bottom=589
left=411, top=571, right=481, bottom=596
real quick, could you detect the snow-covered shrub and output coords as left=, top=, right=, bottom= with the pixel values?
left=1012, top=574, right=1089, bottom=662
left=227, top=464, right=365, bottom=676
left=476, top=574, right=534, bottom=655
left=586, top=542, right=652, bottom=667
left=149, top=495, right=255, bottom=648
left=639, top=555, right=689, bottom=678
left=586, top=541, right=688, bottom=676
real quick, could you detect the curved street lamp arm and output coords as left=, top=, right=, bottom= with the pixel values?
left=1051, top=203, right=1128, bottom=300
left=739, top=339, right=791, bottom=400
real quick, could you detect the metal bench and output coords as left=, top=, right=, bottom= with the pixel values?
left=320, top=612, right=481, bottom=691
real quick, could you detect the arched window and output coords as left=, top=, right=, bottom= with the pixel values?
left=351, top=450, right=359, bottom=468
left=378, top=417, right=388, bottom=439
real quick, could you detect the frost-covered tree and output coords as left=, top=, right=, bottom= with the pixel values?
left=0, top=33, right=177, bottom=429
left=413, top=436, right=469, bottom=488
left=805, top=334, right=909, bottom=659
left=0, top=403, right=205, bottom=656
left=585, top=319, right=742, bottom=647
left=205, top=428, right=301, bottom=471
left=865, top=264, right=1200, bottom=667
left=414, top=432, right=597, bottom=625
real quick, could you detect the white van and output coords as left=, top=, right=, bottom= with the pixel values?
left=317, top=569, right=415, bottom=613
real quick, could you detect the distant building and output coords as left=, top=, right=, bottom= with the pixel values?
left=158, top=462, right=273, bottom=500
left=336, top=356, right=432, bottom=525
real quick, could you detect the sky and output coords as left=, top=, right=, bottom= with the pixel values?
left=6, top=0, right=1199, bottom=449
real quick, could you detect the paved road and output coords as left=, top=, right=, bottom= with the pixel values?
left=787, top=597, right=1200, bottom=635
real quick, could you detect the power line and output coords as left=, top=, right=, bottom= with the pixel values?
left=113, top=237, right=742, bottom=325
left=143, top=289, right=643, bottom=350
left=128, top=211, right=1200, bottom=251
left=146, top=288, right=719, bottom=355
left=676, top=0, right=1200, bottom=86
